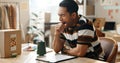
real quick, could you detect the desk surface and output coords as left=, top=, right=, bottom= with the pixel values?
left=0, top=44, right=108, bottom=63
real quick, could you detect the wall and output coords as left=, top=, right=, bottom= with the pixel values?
left=0, top=0, right=29, bottom=42
left=95, top=0, right=120, bottom=24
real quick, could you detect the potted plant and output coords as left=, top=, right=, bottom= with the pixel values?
left=27, top=12, right=44, bottom=44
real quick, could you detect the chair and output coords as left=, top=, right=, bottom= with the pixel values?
left=99, top=37, right=118, bottom=63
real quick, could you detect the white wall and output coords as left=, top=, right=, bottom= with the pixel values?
left=0, top=0, right=29, bottom=42
left=95, top=0, right=120, bottom=24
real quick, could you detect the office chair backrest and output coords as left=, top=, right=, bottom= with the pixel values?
left=99, top=37, right=118, bottom=63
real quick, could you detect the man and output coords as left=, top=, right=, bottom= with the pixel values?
left=52, top=0, right=105, bottom=61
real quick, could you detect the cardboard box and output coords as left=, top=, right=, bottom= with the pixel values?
left=0, top=29, right=21, bottom=58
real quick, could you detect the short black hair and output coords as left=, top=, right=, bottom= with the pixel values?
left=59, top=0, right=78, bottom=14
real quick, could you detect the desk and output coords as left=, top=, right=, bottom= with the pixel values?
left=103, top=30, right=120, bottom=42
left=0, top=44, right=108, bottom=63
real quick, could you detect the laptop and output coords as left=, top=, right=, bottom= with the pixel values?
left=103, top=22, right=116, bottom=31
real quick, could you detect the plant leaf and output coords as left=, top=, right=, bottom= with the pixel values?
left=32, top=12, right=38, bottom=17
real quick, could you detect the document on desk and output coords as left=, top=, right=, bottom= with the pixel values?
left=36, top=52, right=77, bottom=63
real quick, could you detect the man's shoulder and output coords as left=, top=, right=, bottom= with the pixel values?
left=78, top=15, right=90, bottom=25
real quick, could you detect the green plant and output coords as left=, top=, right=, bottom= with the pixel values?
left=27, top=12, right=44, bottom=44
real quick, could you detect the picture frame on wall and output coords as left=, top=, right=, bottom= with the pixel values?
left=100, top=0, right=113, bottom=6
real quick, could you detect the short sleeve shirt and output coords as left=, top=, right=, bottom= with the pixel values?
left=60, top=15, right=105, bottom=61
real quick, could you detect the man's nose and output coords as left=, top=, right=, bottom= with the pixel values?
left=59, top=17, right=63, bottom=22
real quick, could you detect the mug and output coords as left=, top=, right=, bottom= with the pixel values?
left=37, top=41, right=46, bottom=56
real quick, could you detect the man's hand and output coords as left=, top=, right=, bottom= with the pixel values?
left=55, top=23, right=66, bottom=35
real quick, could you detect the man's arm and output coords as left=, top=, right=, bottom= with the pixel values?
left=52, top=34, right=65, bottom=53
left=63, top=44, right=88, bottom=57
left=52, top=23, right=66, bottom=53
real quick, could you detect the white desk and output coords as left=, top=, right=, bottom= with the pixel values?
left=0, top=44, right=108, bottom=63
left=103, top=30, right=120, bottom=42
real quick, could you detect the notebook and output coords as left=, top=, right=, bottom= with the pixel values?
left=36, top=52, right=77, bottom=63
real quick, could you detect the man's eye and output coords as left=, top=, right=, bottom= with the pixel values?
left=62, top=15, right=65, bottom=17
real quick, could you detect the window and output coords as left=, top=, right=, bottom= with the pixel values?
left=29, top=0, right=62, bottom=23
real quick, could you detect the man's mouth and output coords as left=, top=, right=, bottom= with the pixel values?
left=62, top=22, right=66, bottom=24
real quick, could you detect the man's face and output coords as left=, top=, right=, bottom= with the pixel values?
left=58, top=7, right=74, bottom=27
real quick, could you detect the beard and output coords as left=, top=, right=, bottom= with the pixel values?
left=61, top=18, right=75, bottom=28
left=65, top=22, right=74, bottom=28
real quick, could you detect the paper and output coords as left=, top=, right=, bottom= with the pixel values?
left=36, top=52, right=77, bottom=63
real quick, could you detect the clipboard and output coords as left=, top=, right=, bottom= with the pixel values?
left=36, top=52, right=77, bottom=63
